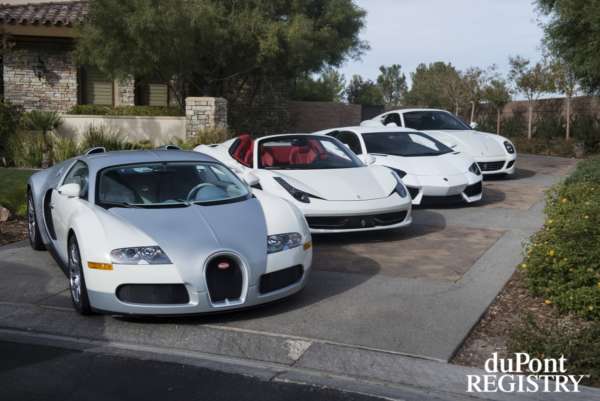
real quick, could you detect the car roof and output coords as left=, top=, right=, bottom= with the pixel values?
left=381, top=108, right=450, bottom=115
left=78, top=149, right=219, bottom=171
left=318, top=126, right=419, bottom=135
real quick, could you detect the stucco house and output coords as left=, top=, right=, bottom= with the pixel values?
left=0, top=1, right=173, bottom=112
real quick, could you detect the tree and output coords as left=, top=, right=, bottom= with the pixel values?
left=376, top=64, right=407, bottom=106
left=76, top=0, right=368, bottom=108
left=508, top=56, right=554, bottom=139
left=291, top=66, right=346, bottom=102
left=23, top=111, right=62, bottom=169
left=405, top=62, right=464, bottom=112
left=550, top=57, right=579, bottom=140
left=462, top=67, right=489, bottom=124
left=345, top=75, right=384, bottom=105
left=482, top=79, right=512, bottom=134
left=537, top=0, right=600, bottom=92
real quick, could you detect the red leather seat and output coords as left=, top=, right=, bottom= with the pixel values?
left=233, top=134, right=253, bottom=166
left=261, top=149, right=275, bottom=167
left=289, top=146, right=317, bottom=165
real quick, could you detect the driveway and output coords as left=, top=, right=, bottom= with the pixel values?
left=0, top=155, right=582, bottom=398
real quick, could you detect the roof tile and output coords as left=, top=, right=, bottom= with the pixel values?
left=0, top=1, right=88, bottom=27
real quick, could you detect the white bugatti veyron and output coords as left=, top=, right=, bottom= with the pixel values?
left=195, top=134, right=413, bottom=233
left=27, top=148, right=312, bottom=316
left=363, top=108, right=517, bottom=175
left=317, top=126, right=483, bottom=205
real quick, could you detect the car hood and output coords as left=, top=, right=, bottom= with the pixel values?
left=273, top=166, right=396, bottom=201
left=376, top=152, right=472, bottom=176
left=423, top=130, right=506, bottom=158
left=107, top=198, right=268, bottom=286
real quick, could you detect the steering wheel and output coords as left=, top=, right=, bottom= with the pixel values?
left=186, top=183, right=218, bottom=202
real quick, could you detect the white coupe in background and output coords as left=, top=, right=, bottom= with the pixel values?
left=317, top=126, right=483, bottom=205
left=195, top=134, right=413, bottom=233
left=27, top=149, right=312, bottom=316
left=362, top=108, right=517, bottom=175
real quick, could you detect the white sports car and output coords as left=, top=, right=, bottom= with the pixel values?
left=27, top=148, right=312, bottom=316
left=363, top=108, right=517, bottom=175
left=317, top=126, right=483, bottom=205
left=195, top=134, right=413, bottom=233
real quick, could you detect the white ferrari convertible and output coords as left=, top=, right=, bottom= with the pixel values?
left=195, top=134, right=413, bottom=233
left=363, top=108, right=517, bottom=175
left=27, top=148, right=312, bottom=316
left=318, top=126, right=483, bottom=205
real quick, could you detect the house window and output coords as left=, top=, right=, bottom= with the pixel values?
left=135, top=80, right=170, bottom=107
left=81, top=66, right=113, bottom=105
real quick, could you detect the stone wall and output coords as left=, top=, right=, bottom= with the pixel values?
left=288, top=101, right=362, bottom=133
left=3, top=47, right=77, bottom=112
left=185, top=97, right=228, bottom=137
left=116, top=77, right=135, bottom=106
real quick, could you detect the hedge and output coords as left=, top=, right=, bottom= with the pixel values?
left=68, top=105, right=184, bottom=117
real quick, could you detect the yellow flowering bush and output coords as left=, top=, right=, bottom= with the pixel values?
left=523, top=157, right=600, bottom=320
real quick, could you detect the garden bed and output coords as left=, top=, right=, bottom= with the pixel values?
left=453, top=156, right=600, bottom=387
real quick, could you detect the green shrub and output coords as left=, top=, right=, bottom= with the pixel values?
left=572, top=115, right=600, bottom=155
left=0, top=168, right=35, bottom=218
left=52, top=136, right=80, bottom=163
left=522, top=157, right=600, bottom=320
left=508, top=314, right=600, bottom=386
left=534, top=114, right=565, bottom=140
left=0, top=102, right=23, bottom=164
left=69, top=105, right=183, bottom=117
left=508, top=136, right=578, bottom=158
left=5, top=131, right=45, bottom=168
left=175, top=128, right=232, bottom=150
left=80, top=125, right=129, bottom=151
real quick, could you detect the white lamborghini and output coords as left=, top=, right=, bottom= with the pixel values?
left=363, top=108, right=517, bottom=175
left=317, top=126, right=483, bottom=205
left=195, top=134, right=413, bottom=233
left=27, top=148, right=312, bottom=316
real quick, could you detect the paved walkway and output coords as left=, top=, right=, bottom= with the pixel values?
left=1, top=154, right=595, bottom=400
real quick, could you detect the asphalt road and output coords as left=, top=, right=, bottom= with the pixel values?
left=0, top=341, right=382, bottom=401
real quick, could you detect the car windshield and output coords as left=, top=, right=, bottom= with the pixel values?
left=258, top=135, right=363, bottom=170
left=363, top=131, right=454, bottom=157
left=402, top=111, right=471, bottom=130
left=97, top=162, right=250, bottom=207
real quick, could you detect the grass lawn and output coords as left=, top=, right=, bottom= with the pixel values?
left=0, top=168, right=36, bottom=218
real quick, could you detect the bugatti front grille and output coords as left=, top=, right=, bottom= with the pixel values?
left=205, top=255, right=243, bottom=303
left=477, top=161, right=505, bottom=172
left=306, top=211, right=408, bottom=230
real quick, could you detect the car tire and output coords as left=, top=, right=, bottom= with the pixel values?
left=68, top=236, right=93, bottom=315
left=27, top=192, right=45, bottom=251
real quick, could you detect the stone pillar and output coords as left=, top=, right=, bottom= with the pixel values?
left=3, top=48, right=77, bottom=112
left=185, top=97, right=227, bottom=137
left=116, top=77, right=135, bottom=106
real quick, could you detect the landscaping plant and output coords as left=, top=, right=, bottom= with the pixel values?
left=22, top=110, right=63, bottom=168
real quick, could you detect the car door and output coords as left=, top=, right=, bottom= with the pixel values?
left=51, top=160, right=89, bottom=261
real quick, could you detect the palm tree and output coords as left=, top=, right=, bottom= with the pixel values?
left=23, top=110, right=63, bottom=168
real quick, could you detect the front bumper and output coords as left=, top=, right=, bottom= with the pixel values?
left=403, top=174, right=483, bottom=205
left=298, top=193, right=412, bottom=233
left=84, top=245, right=312, bottom=316
left=476, top=154, right=517, bottom=176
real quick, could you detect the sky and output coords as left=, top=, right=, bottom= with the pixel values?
left=341, top=0, right=546, bottom=85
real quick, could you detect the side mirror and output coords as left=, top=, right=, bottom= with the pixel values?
left=58, top=183, right=81, bottom=198
left=243, top=172, right=260, bottom=187
left=364, top=155, right=376, bottom=165
left=469, top=122, right=479, bottom=130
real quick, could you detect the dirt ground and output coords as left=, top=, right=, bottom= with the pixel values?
left=0, top=220, right=27, bottom=247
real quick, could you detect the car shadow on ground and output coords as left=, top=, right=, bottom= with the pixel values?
left=415, top=188, right=507, bottom=210
left=116, top=245, right=381, bottom=325
left=483, top=168, right=536, bottom=181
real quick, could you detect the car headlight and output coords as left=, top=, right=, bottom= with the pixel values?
left=267, top=233, right=302, bottom=254
left=469, top=162, right=481, bottom=176
left=504, top=141, right=515, bottom=154
left=110, top=246, right=172, bottom=265
left=274, top=177, right=320, bottom=203
left=389, top=169, right=408, bottom=198
left=386, top=167, right=407, bottom=178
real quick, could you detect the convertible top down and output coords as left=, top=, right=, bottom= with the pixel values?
left=27, top=149, right=312, bottom=315
left=196, top=133, right=413, bottom=233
